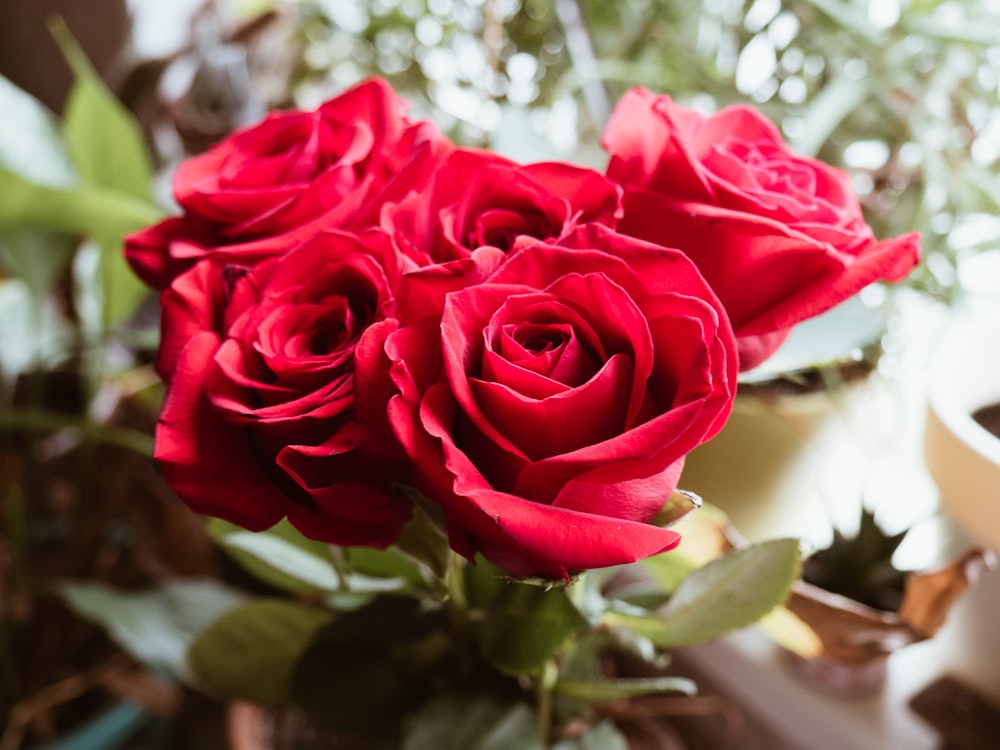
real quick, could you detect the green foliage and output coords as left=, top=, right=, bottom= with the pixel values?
left=0, top=24, right=161, bottom=380
left=403, top=695, right=545, bottom=750
left=802, top=506, right=910, bottom=611
left=180, top=511, right=802, bottom=744
left=0, top=75, right=75, bottom=188
left=554, top=676, right=696, bottom=703
left=607, top=538, right=801, bottom=648
left=465, top=556, right=587, bottom=677
left=53, top=18, right=154, bottom=202
left=207, top=518, right=343, bottom=595
left=208, top=518, right=422, bottom=604
left=57, top=580, right=247, bottom=682
left=187, top=599, right=334, bottom=706
left=290, top=596, right=448, bottom=737
left=52, top=17, right=158, bottom=329
left=476, top=579, right=588, bottom=677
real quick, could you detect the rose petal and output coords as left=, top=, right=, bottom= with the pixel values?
left=156, top=332, right=288, bottom=531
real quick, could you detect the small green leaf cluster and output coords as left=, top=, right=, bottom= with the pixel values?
left=802, top=506, right=910, bottom=612
left=61, top=503, right=799, bottom=747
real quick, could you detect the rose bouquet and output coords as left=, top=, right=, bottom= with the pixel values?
left=123, top=77, right=918, bottom=746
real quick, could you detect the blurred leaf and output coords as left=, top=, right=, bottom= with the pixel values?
left=478, top=582, right=587, bottom=676
left=52, top=18, right=153, bottom=201
left=58, top=580, right=247, bottom=682
left=0, top=231, right=76, bottom=300
left=552, top=721, right=630, bottom=750
left=911, top=17, right=1000, bottom=44
left=899, top=548, right=994, bottom=637
left=0, top=279, right=74, bottom=387
left=787, top=73, right=871, bottom=157
left=348, top=545, right=429, bottom=588
left=758, top=604, right=823, bottom=658
left=98, top=235, right=151, bottom=328
left=404, top=695, right=544, bottom=750
left=738, top=295, right=885, bottom=385
left=640, top=504, right=737, bottom=595
left=72, top=239, right=105, bottom=343
left=555, top=676, right=696, bottom=703
left=208, top=518, right=413, bottom=596
left=0, top=168, right=161, bottom=236
left=0, top=75, right=75, bottom=188
left=207, top=518, right=339, bottom=594
left=465, top=555, right=509, bottom=610
left=608, top=539, right=800, bottom=648
left=393, top=492, right=452, bottom=582
left=291, top=596, right=444, bottom=736
left=187, top=599, right=333, bottom=706
left=799, top=0, right=881, bottom=44
left=51, top=18, right=159, bottom=328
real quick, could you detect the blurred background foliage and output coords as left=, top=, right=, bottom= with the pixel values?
left=118, top=0, right=1000, bottom=303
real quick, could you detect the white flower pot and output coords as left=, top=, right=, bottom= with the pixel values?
left=924, top=311, right=1000, bottom=552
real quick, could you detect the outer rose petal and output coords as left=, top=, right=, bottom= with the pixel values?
left=389, top=380, right=681, bottom=579
left=126, top=208, right=349, bottom=292
left=124, top=217, right=220, bottom=291
left=602, top=87, right=920, bottom=370
left=619, top=194, right=919, bottom=339
left=156, top=332, right=288, bottom=531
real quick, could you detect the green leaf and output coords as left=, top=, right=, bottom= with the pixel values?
left=477, top=582, right=588, bottom=676
left=0, top=231, right=76, bottom=300
left=552, top=721, right=630, bottom=750
left=555, top=676, right=696, bottom=703
left=187, top=599, right=333, bottom=706
left=56, top=580, right=247, bottom=682
left=0, top=169, right=159, bottom=328
left=208, top=518, right=413, bottom=596
left=207, top=518, right=340, bottom=594
left=291, top=597, right=446, bottom=736
left=0, top=75, right=75, bottom=188
left=404, top=695, right=545, bottom=750
left=393, top=489, right=452, bottom=582
left=465, top=555, right=509, bottom=610
left=98, top=234, right=152, bottom=328
left=348, top=545, right=429, bottom=588
left=607, top=539, right=801, bottom=648
left=640, top=504, right=736, bottom=595
left=0, top=168, right=161, bottom=236
left=50, top=18, right=159, bottom=328
left=52, top=18, right=153, bottom=201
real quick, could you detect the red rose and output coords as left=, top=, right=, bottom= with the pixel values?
left=384, top=148, right=621, bottom=264
left=602, top=87, right=919, bottom=370
left=125, top=77, right=449, bottom=289
left=385, top=224, right=737, bottom=578
left=155, top=229, right=411, bottom=547
left=381, top=148, right=622, bottom=322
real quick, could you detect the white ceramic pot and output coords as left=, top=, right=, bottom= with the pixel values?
left=924, top=312, right=1000, bottom=551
